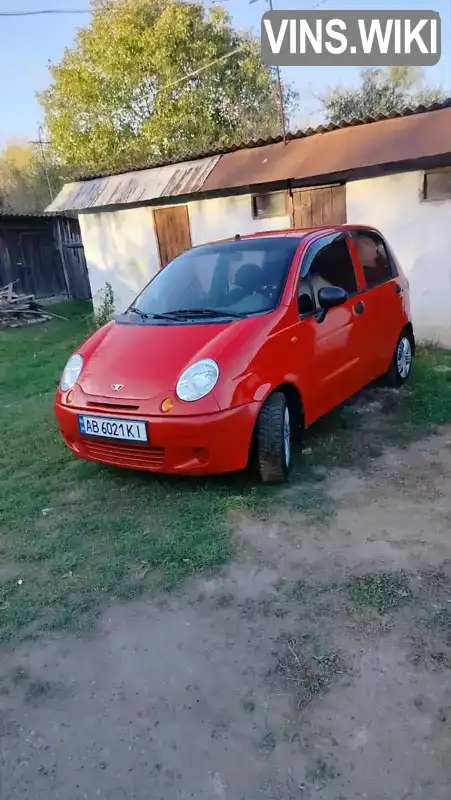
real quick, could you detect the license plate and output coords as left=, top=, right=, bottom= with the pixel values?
left=78, top=414, right=148, bottom=443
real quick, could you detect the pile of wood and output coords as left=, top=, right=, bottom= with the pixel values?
left=0, top=282, right=53, bottom=328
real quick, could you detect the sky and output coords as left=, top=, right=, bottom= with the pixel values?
left=0, top=0, right=450, bottom=147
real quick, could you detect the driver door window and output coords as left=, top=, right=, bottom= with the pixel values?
left=308, top=237, right=357, bottom=305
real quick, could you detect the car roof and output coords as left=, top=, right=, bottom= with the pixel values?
left=204, top=224, right=382, bottom=246
left=181, top=225, right=384, bottom=257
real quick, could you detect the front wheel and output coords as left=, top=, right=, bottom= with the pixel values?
left=382, top=330, right=414, bottom=387
left=256, top=392, right=291, bottom=484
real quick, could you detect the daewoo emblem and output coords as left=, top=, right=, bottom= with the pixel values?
left=112, top=384, right=124, bottom=391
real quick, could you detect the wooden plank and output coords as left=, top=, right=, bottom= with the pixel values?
left=293, top=184, right=347, bottom=228
left=320, top=187, right=333, bottom=225
left=1, top=293, right=35, bottom=304
left=302, top=190, right=313, bottom=227
left=2, top=316, right=50, bottom=328
left=153, top=205, right=192, bottom=268
left=331, top=184, right=347, bottom=223
left=292, top=189, right=313, bottom=228
left=54, top=219, right=71, bottom=297
left=311, top=187, right=326, bottom=226
left=64, top=246, right=92, bottom=300
left=0, top=280, right=18, bottom=295
left=0, top=308, right=40, bottom=315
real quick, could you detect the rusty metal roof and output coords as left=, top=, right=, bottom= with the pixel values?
left=46, top=155, right=220, bottom=213
left=69, top=99, right=451, bottom=183
left=203, top=105, right=451, bottom=192
left=46, top=100, right=451, bottom=213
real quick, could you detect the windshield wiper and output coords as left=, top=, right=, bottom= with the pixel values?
left=162, top=307, right=246, bottom=319
left=128, top=306, right=148, bottom=320
left=128, top=306, right=173, bottom=321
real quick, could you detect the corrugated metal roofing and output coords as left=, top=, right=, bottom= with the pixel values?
left=47, top=155, right=220, bottom=213
left=46, top=100, right=451, bottom=214
left=203, top=105, right=451, bottom=192
left=70, top=99, right=451, bottom=182
left=0, top=211, right=72, bottom=219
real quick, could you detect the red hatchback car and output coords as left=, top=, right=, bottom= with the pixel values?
left=55, top=225, right=414, bottom=483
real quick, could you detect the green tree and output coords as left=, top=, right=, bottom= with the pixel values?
left=322, top=67, right=447, bottom=123
left=0, top=142, right=63, bottom=214
left=40, top=0, right=296, bottom=173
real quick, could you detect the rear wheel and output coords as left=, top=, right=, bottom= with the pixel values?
left=256, top=392, right=291, bottom=484
left=382, top=329, right=414, bottom=387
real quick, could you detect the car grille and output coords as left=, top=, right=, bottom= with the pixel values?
left=83, top=440, right=165, bottom=471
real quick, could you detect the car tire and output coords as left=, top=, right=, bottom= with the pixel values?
left=256, top=391, right=291, bottom=484
left=382, top=329, right=414, bottom=387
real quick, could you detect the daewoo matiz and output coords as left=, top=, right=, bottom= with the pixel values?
left=55, top=225, right=414, bottom=483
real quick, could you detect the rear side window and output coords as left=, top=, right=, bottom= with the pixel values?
left=353, top=231, right=394, bottom=288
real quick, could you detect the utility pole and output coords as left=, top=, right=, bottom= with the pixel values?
left=34, top=125, right=54, bottom=203
left=250, top=0, right=287, bottom=144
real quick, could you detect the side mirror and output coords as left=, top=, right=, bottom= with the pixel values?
left=318, top=286, right=347, bottom=310
left=316, top=286, right=348, bottom=322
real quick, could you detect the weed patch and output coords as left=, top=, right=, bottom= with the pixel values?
left=270, top=633, right=343, bottom=710
left=346, top=571, right=412, bottom=614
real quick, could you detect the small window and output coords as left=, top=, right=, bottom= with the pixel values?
left=307, top=237, right=357, bottom=304
left=252, top=192, right=287, bottom=219
left=353, top=231, right=393, bottom=288
left=424, top=168, right=451, bottom=202
left=297, top=277, right=315, bottom=316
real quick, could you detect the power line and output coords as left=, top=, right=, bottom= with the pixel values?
left=248, top=0, right=330, bottom=141
left=161, top=46, right=248, bottom=93
left=0, top=8, right=90, bottom=17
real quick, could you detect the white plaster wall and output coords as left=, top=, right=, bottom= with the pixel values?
left=80, top=194, right=290, bottom=313
left=79, top=207, right=160, bottom=314
left=347, top=171, right=451, bottom=346
left=188, top=194, right=290, bottom=245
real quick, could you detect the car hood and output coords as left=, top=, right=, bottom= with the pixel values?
left=77, top=319, right=247, bottom=401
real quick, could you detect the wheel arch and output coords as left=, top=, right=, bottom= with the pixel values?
left=402, top=321, right=416, bottom=354
left=248, top=382, right=305, bottom=465
left=275, top=382, right=305, bottom=431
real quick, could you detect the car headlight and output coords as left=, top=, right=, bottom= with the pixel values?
left=60, top=354, right=83, bottom=391
left=176, top=359, right=219, bottom=402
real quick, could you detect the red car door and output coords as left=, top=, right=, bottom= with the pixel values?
left=347, top=229, right=407, bottom=380
left=295, top=232, right=368, bottom=424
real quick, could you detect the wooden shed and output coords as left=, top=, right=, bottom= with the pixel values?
left=0, top=213, right=91, bottom=300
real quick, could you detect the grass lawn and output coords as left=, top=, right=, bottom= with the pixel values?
left=1, top=302, right=451, bottom=644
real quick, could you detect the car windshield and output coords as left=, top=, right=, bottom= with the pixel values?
left=131, top=237, right=301, bottom=319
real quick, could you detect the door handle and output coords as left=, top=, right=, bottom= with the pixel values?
left=354, top=300, right=365, bottom=314
left=395, top=284, right=402, bottom=295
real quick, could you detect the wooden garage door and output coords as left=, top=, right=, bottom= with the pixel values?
left=292, top=184, right=346, bottom=228
left=153, top=205, right=192, bottom=268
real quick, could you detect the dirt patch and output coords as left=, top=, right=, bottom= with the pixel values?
left=3, top=430, right=451, bottom=798
left=237, top=430, right=451, bottom=583
left=0, top=562, right=24, bottom=583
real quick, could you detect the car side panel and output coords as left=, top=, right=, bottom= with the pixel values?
left=287, top=232, right=370, bottom=425
left=348, top=232, right=410, bottom=380
left=295, top=305, right=369, bottom=425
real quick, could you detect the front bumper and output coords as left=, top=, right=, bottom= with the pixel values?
left=54, top=402, right=260, bottom=476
